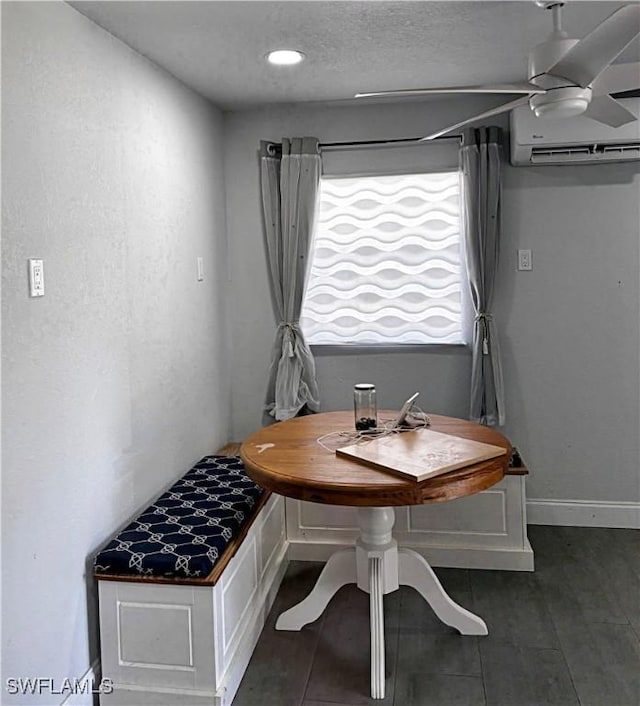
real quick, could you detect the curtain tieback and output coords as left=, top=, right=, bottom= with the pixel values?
left=475, top=312, right=492, bottom=355
left=475, top=312, right=493, bottom=322
left=278, top=321, right=301, bottom=358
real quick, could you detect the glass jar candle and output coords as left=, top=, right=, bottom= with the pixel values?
left=354, top=383, right=377, bottom=431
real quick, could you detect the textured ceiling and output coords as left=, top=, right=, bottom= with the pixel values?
left=69, top=1, right=640, bottom=111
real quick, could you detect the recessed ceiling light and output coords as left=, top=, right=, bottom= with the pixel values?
left=267, top=49, right=305, bottom=66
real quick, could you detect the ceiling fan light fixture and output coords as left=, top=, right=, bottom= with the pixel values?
left=266, top=49, right=305, bottom=66
left=529, top=86, right=592, bottom=119
left=354, top=3, right=639, bottom=138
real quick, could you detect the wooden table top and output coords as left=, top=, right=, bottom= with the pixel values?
left=240, top=411, right=512, bottom=507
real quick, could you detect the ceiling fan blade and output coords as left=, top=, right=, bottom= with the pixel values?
left=355, top=83, right=544, bottom=99
left=592, top=61, right=640, bottom=96
left=547, top=5, right=640, bottom=88
left=583, top=95, right=638, bottom=127
left=420, top=96, right=531, bottom=141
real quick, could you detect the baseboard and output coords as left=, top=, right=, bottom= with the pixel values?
left=98, top=683, right=217, bottom=706
left=415, top=540, right=534, bottom=572
left=60, top=660, right=101, bottom=706
left=527, top=498, right=640, bottom=529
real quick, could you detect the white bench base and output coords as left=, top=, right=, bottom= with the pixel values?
left=98, top=494, right=288, bottom=706
left=286, top=475, right=534, bottom=571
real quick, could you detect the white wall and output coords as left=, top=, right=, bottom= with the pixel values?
left=224, top=100, right=640, bottom=511
left=2, top=2, right=231, bottom=700
left=498, top=164, right=640, bottom=504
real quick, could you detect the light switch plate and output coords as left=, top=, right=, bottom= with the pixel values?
left=29, top=259, right=45, bottom=296
left=518, top=249, right=532, bottom=271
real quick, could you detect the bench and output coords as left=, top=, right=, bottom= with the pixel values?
left=285, top=455, right=533, bottom=571
left=94, top=443, right=288, bottom=706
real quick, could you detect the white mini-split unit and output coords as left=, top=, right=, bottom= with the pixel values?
left=510, top=97, right=640, bottom=166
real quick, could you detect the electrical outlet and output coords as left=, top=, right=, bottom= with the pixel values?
left=28, top=259, right=45, bottom=296
left=518, top=249, right=532, bottom=271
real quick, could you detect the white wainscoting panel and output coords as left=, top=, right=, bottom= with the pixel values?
left=220, top=536, right=258, bottom=654
left=286, top=476, right=533, bottom=571
left=286, top=500, right=359, bottom=540
left=101, top=584, right=216, bottom=693
left=118, top=601, right=194, bottom=669
left=261, top=491, right=288, bottom=571
left=407, top=491, right=506, bottom=533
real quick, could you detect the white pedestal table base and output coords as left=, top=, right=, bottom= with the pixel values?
left=275, top=507, right=487, bottom=699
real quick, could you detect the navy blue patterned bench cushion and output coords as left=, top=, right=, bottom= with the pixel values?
left=94, top=456, right=263, bottom=579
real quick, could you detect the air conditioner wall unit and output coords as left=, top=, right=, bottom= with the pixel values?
left=510, top=98, right=640, bottom=166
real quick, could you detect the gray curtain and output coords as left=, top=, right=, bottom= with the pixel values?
left=260, top=137, right=321, bottom=421
left=460, top=127, right=505, bottom=426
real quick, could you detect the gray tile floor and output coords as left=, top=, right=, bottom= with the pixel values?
left=233, top=526, right=640, bottom=706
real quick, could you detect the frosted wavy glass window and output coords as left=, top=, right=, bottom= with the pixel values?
left=300, top=172, right=464, bottom=345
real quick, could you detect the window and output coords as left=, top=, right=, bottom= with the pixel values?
left=300, top=170, right=466, bottom=346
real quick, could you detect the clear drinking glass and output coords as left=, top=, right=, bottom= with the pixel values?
left=354, top=383, right=377, bottom=431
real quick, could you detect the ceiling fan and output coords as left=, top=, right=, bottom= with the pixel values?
left=355, top=2, right=640, bottom=140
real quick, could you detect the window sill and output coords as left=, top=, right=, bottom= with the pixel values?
left=310, top=342, right=470, bottom=356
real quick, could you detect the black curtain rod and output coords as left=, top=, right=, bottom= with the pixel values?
left=266, top=135, right=462, bottom=155
left=319, top=135, right=461, bottom=149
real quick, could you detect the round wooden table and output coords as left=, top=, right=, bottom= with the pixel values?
left=241, top=411, right=512, bottom=700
